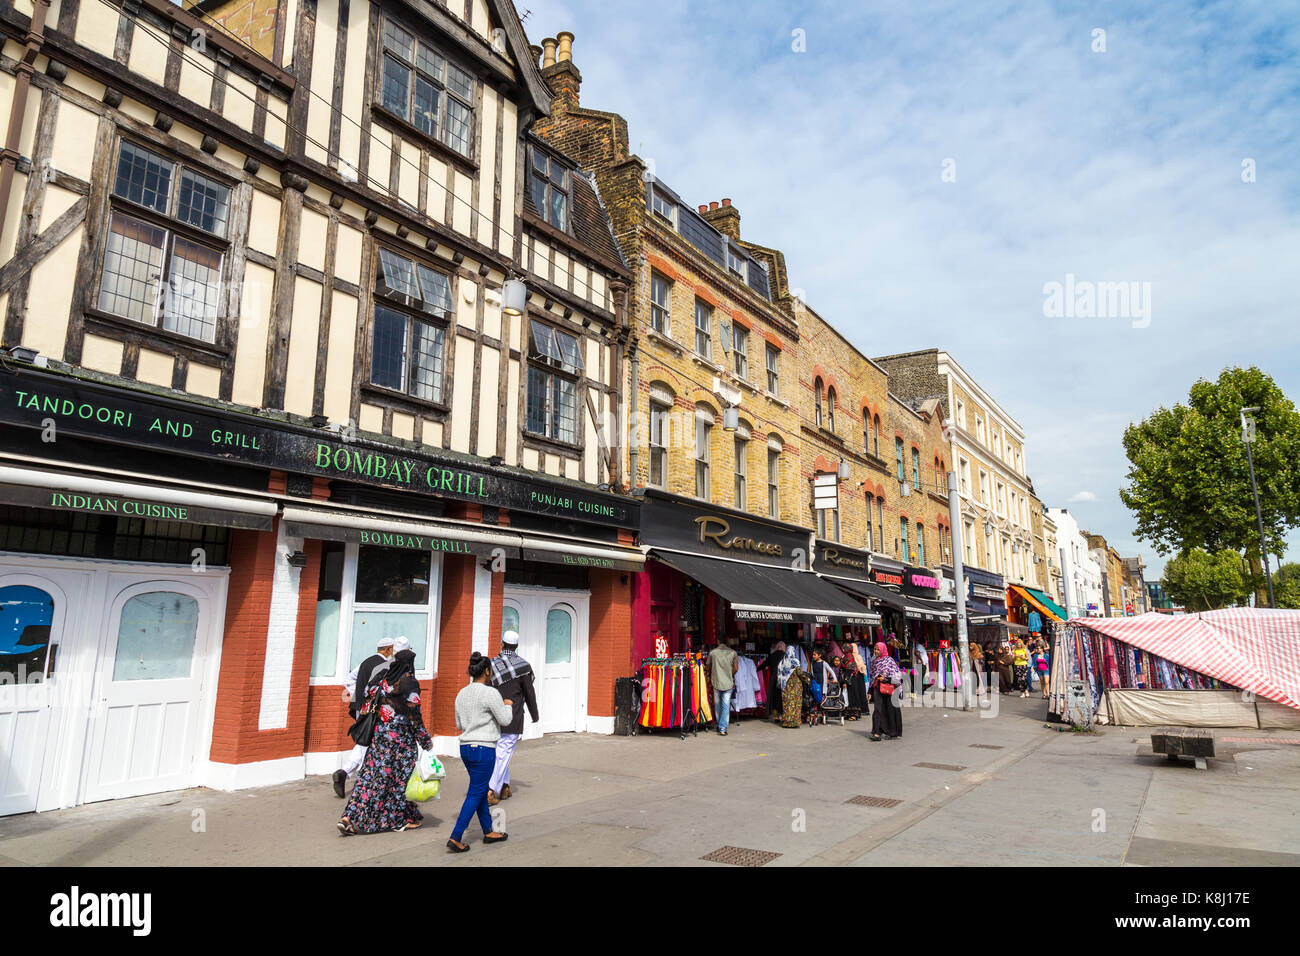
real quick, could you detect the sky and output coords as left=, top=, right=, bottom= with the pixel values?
left=521, top=0, right=1300, bottom=579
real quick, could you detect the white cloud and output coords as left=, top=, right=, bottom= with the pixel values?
left=1069, top=491, right=1098, bottom=503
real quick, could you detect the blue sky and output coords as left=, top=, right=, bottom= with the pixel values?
left=523, top=0, right=1300, bottom=579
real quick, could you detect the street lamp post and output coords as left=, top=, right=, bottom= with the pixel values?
left=1240, top=406, right=1275, bottom=608
left=947, top=470, right=972, bottom=709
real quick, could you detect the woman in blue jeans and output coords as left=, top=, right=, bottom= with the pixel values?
left=448, top=652, right=514, bottom=852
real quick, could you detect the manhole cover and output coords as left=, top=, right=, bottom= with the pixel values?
left=969, top=744, right=1004, bottom=750
left=700, top=846, right=782, bottom=867
left=845, top=795, right=903, bottom=808
left=914, top=762, right=966, bottom=771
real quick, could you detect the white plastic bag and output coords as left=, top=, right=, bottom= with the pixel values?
left=416, top=747, right=445, bottom=782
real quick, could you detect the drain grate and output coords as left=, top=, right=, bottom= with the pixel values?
left=969, top=744, right=1004, bottom=750
left=700, top=845, right=782, bottom=867
left=914, top=761, right=966, bottom=771
left=845, top=794, right=903, bottom=808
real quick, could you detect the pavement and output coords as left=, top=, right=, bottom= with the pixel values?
left=2, top=692, right=1299, bottom=867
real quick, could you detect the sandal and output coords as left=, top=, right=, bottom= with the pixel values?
left=337, top=819, right=357, bottom=836
left=869, top=734, right=881, bottom=741
left=446, top=839, right=470, bottom=853
left=483, top=832, right=509, bottom=844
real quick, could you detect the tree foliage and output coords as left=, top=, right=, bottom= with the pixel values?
left=1275, top=563, right=1300, bottom=610
left=1161, top=548, right=1249, bottom=612
left=1120, top=366, right=1300, bottom=571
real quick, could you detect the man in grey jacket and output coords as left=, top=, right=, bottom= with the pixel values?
left=487, top=630, right=539, bottom=805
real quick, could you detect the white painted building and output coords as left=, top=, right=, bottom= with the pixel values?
left=1048, top=507, right=1105, bottom=618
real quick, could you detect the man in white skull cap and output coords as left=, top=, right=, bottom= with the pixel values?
left=487, top=630, right=538, bottom=804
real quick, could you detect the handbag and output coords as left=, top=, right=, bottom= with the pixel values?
left=879, top=682, right=895, bottom=696
left=347, top=707, right=378, bottom=747
left=405, top=769, right=440, bottom=802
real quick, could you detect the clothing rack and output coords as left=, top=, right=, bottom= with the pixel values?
left=637, top=656, right=713, bottom=738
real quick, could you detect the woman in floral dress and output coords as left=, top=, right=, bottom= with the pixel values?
left=337, top=648, right=433, bottom=835
left=869, top=642, right=904, bottom=741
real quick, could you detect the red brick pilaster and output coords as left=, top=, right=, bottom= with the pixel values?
left=587, top=568, right=632, bottom=719
left=209, top=528, right=320, bottom=764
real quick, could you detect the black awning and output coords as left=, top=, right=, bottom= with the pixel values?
left=651, top=551, right=880, bottom=627
left=829, top=577, right=954, bottom=622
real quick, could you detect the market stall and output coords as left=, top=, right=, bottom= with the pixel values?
left=1051, top=609, right=1300, bottom=729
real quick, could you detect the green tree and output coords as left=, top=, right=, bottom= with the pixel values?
left=1162, top=548, right=1249, bottom=612
left=1275, top=563, right=1300, bottom=610
left=1120, top=367, right=1300, bottom=604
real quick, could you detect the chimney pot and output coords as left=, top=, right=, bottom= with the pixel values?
left=541, top=37, right=557, bottom=68
left=529, top=44, right=543, bottom=68
left=556, top=31, right=574, bottom=63
left=698, top=205, right=708, bottom=214
left=721, top=198, right=732, bottom=207
left=709, top=201, right=719, bottom=211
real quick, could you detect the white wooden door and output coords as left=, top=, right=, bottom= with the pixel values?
left=81, top=579, right=214, bottom=803
left=0, top=572, right=81, bottom=816
left=539, top=603, right=577, bottom=734
left=501, top=588, right=588, bottom=739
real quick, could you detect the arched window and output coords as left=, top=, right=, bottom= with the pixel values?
left=814, top=378, right=824, bottom=428
left=767, top=435, right=782, bottom=518
left=872, top=415, right=880, bottom=456
left=863, top=409, right=871, bottom=451
left=826, top=387, right=836, bottom=432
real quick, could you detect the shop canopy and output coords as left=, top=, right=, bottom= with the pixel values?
left=651, top=551, right=881, bottom=627
left=1011, top=584, right=1066, bottom=622
left=1068, top=609, right=1300, bottom=710
left=826, top=577, right=952, bottom=622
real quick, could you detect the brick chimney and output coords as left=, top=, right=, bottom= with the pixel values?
left=701, top=197, right=740, bottom=240
left=542, top=30, right=581, bottom=111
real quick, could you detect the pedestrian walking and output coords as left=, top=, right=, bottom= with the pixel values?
left=968, top=642, right=985, bottom=695
left=487, top=630, right=538, bottom=806
left=843, top=640, right=870, bottom=720
left=1035, top=639, right=1052, bottom=699
left=996, top=642, right=1014, bottom=694
left=778, top=645, right=809, bottom=728
left=336, top=648, right=432, bottom=836
left=1013, top=638, right=1031, bottom=698
left=447, top=652, right=513, bottom=853
left=335, top=635, right=396, bottom=798
left=707, top=637, right=739, bottom=735
left=869, top=642, right=904, bottom=741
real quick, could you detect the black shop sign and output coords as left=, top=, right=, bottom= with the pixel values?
left=902, top=566, right=941, bottom=599
left=638, top=491, right=809, bottom=569
left=0, top=368, right=637, bottom=529
left=813, top=540, right=871, bottom=581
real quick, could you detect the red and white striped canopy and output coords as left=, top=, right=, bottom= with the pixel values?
left=1065, top=609, right=1300, bottom=711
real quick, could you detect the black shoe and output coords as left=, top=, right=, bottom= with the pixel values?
left=719, top=729, right=727, bottom=736
left=333, top=769, right=346, bottom=798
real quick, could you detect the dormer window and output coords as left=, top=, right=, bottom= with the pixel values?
left=651, top=189, right=676, bottom=226
left=726, top=247, right=746, bottom=280
left=529, top=147, right=570, bottom=232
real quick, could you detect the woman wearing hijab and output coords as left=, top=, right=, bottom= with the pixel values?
left=337, top=648, right=432, bottom=835
left=778, top=644, right=809, bottom=728
left=843, top=640, right=870, bottom=719
left=869, top=642, right=904, bottom=741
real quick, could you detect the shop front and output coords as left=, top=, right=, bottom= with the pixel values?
left=951, top=565, right=1009, bottom=651
left=1007, top=584, right=1067, bottom=639
left=631, top=491, right=875, bottom=725
left=0, top=366, right=641, bottom=812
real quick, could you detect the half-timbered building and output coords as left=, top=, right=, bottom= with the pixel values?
left=0, top=0, right=635, bottom=815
